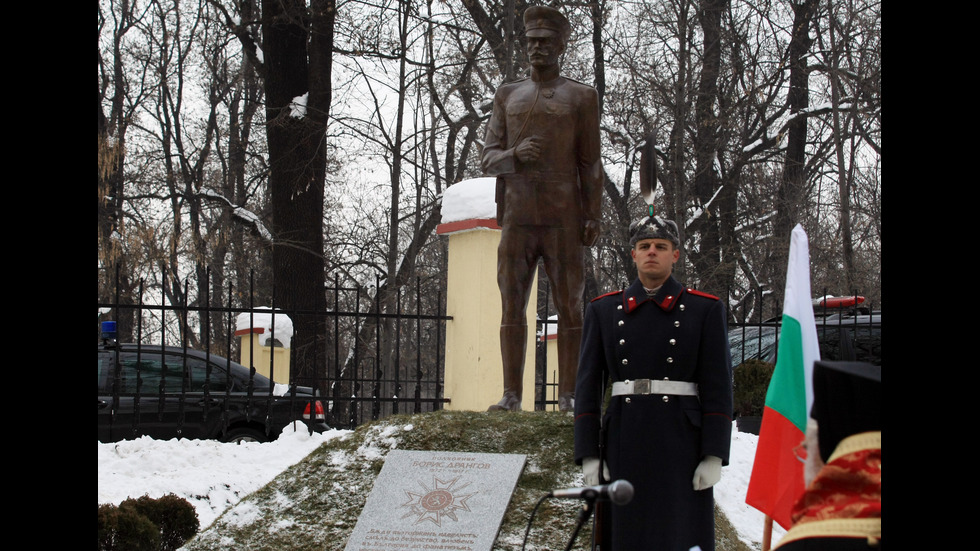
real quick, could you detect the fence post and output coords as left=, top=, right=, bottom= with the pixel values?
left=436, top=178, right=537, bottom=412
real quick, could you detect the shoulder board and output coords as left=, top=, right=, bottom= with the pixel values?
left=591, top=290, right=623, bottom=302
left=686, top=288, right=719, bottom=301
left=563, top=76, right=593, bottom=88
left=501, top=77, right=529, bottom=87
left=495, top=79, right=526, bottom=94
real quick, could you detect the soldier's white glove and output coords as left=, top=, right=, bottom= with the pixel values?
left=582, top=456, right=610, bottom=486
left=692, top=455, right=723, bottom=490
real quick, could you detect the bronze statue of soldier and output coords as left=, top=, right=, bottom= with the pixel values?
left=481, top=5, right=603, bottom=412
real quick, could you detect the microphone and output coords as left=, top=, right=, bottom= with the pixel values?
left=549, top=479, right=634, bottom=505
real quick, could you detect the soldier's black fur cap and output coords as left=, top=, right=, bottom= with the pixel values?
left=629, top=216, right=680, bottom=248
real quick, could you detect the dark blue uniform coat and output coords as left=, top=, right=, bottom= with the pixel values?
left=574, top=275, right=733, bottom=550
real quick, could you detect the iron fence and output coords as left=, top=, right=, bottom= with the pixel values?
left=98, top=269, right=454, bottom=432
left=728, top=291, right=880, bottom=367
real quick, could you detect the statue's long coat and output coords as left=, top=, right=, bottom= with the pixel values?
left=574, top=275, right=734, bottom=550
left=480, top=74, right=603, bottom=229
left=479, top=73, right=604, bottom=400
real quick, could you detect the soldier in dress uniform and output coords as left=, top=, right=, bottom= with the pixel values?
left=481, top=5, right=603, bottom=412
left=574, top=216, right=733, bottom=550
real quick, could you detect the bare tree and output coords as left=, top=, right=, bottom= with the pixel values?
left=771, top=0, right=819, bottom=292
left=99, top=0, right=151, bottom=341
left=211, top=0, right=337, bottom=386
left=688, top=0, right=733, bottom=298
left=135, top=0, right=228, bottom=350
left=323, top=0, right=498, bottom=420
left=811, top=0, right=881, bottom=300
left=98, top=0, right=882, bottom=377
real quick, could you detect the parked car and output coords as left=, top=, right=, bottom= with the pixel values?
left=729, top=311, right=881, bottom=367
left=98, top=342, right=330, bottom=443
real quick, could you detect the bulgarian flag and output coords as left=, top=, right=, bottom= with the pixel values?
left=745, top=224, right=821, bottom=530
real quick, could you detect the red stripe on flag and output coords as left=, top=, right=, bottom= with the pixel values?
left=745, top=405, right=806, bottom=530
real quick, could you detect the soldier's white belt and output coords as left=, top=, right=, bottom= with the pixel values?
left=611, top=379, right=698, bottom=397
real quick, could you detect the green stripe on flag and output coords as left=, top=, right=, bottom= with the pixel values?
left=765, top=314, right=808, bottom=432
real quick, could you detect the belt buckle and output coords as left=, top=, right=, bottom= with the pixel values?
left=634, top=379, right=651, bottom=395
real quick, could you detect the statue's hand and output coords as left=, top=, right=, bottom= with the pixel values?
left=514, top=137, right=541, bottom=163
left=582, top=220, right=600, bottom=246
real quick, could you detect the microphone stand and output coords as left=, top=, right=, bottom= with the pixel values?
left=529, top=481, right=633, bottom=551
left=565, top=493, right=598, bottom=551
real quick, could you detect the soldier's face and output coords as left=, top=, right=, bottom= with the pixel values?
left=631, top=238, right=679, bottom=286
left=527, top=33, right=564, bottom=69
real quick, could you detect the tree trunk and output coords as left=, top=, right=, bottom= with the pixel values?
left=98, top=1, right=137, bottom=342
left=774, top=0, right=818, bottom=290
left=666, top=0, right=693, bottom=281
left=690, top=0, right=728, bottom=297
left=825, top=1, right=855, bottom=292
left=262, top=0, right=335, bottom=390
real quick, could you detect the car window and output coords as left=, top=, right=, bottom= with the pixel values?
left=98, top=350, right=231, bottom=394
left=817, top=324, right=881, bottom=366
left=99, top=352, right=109, bottom=391
left=98, top=351, right=129, bottom=393
left=122, top=353, right=186, bottom=393
left=729, top=326, right=778, bottom=366
left=198, top=358, right=232, bottom=392
left=730, top=318, right=880, bottom=366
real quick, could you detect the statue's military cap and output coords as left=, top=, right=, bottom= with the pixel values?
left=524, top=6, right=571, bottom=43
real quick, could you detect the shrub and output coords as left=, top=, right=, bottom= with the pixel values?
left=121, top=494, right=200, bottom=551
left=98, top=494, right=199, bottom=551
left=733, top=359, right=774, bottom=417
left=98, top=503, right=160, bottom=551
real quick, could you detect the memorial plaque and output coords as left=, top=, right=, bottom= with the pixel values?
left=344, top=450, right=527, bottom=551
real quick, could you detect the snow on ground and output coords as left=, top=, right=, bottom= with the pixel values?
left=98, top=424, right=349, bottom=529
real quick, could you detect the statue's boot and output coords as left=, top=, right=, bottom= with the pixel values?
left=488, top=392, right=522, bottom=412
left=557, top=325, right=582, bottom=412
left=489, top=324, right=526, bottom=412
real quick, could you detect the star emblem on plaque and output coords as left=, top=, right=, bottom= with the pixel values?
left=400, top=475, right=476, bottom=526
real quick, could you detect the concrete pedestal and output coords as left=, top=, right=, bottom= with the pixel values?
left=234, top=310, right=293, bottom=385
left=236, top=330, right=291, bottom=384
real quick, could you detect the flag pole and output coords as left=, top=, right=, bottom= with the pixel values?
left=762, top=515, right=773, bottom=551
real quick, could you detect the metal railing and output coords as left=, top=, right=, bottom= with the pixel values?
left=98, top=268, right=454, bottom=431
left=728, top=290, right=880, bottom=367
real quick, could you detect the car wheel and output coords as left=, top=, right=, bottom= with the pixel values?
left=223, top=427, right=267, bottom=444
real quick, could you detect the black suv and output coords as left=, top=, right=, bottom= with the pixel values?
left=98, top=343, right=330, bottom=443
left=729, top=310, right=881, bottom=366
